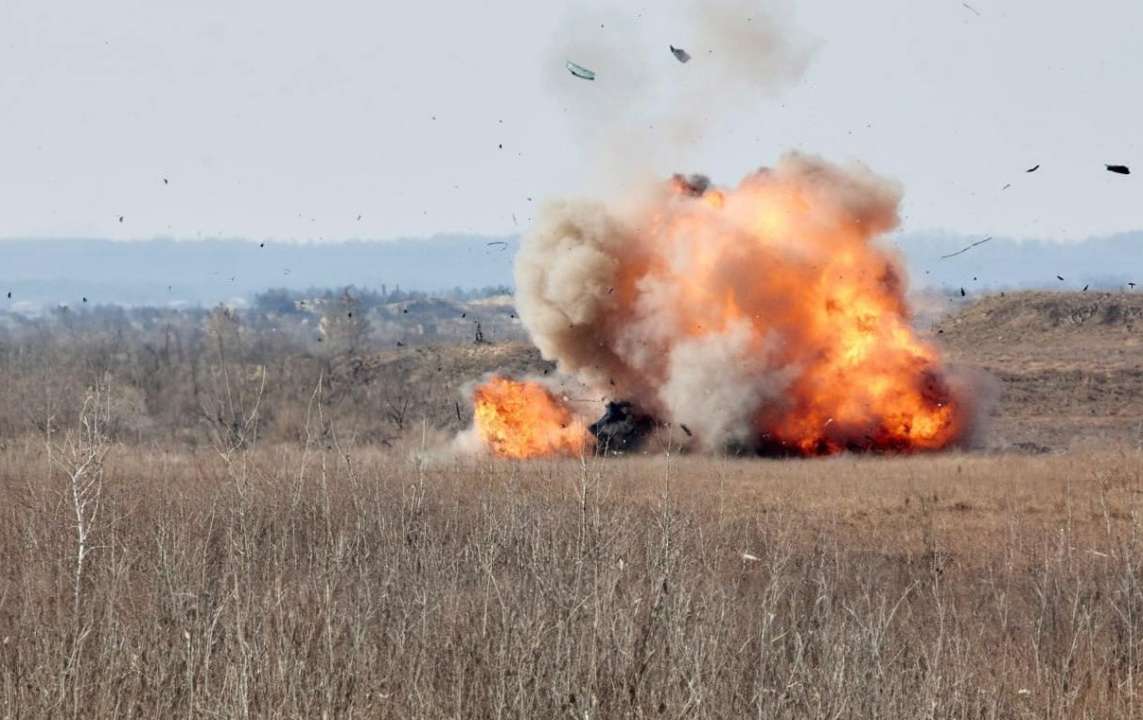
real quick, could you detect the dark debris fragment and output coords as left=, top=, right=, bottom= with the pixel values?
left=940, top=236, right=992, bottom=260
left=566, top=61, right=596, bottom=81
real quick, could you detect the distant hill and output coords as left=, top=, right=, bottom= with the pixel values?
left=0, top=235, right=518, bottom=309
left=892, top=231, right=1143, bottom=293
left=1, top=231, right=1141, bottom=309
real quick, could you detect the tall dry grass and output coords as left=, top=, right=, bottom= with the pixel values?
left=3, top=427, right=1143, bottom=718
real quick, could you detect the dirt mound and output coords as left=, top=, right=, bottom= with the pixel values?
left=934, top=291, right=1142, bottom=371
left=932, top=291, right=1143, bottom=449
left=943, top=291, right=1143, bottom=334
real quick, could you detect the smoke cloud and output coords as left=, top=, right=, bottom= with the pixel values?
left=549, top=0, right=815, bottom=186
left=515, top=152, right=978, bottom=454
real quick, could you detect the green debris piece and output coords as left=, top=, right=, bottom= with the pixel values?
left=566, top=61, right=596, bottom=81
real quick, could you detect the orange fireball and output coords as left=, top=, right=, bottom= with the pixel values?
left=472, top=377, right=592, bottom=459
left=515, top=153, right=976, bottom=456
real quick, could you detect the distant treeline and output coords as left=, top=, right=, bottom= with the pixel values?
left=0, top=285, right=526, bottom=446
left=249, top=284, right=513, bottom=315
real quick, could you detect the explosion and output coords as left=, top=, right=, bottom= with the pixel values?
left=505, top=152, right=975, bottom=457
left=472, top=376, right=592, bottom=459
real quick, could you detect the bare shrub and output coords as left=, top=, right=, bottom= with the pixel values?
left=3, top=445, right=1143, bottom=717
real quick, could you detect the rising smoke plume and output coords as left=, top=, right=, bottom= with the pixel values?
left=550, top=0, right=815, bottom=185
left=515, top=152, right=979, bottom=454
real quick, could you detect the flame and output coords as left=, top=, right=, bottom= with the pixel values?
left=650, top=167, right=962, bottom=454
left=514, top=153, right=974, bottom=457
left=472, top=377, right=592, bottom=458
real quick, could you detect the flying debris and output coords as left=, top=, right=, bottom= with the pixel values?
left=1130, top=282, right=1137, bottom=289
left=487, top=240, right=509, bottom=250
left=1056, top=275, right=1065, bottom=281
left=960, top=287, right=966, bottom=297
left=1026, top=164, right=1040, bottom=173
left=566, top=61, right=596, bottom=81
left=162, top=178, right=169, bottom=184
left=1083, top=284, right=1089, bottom=292
left=680, top=423, right=693, bottom=437
left=1001, top=184, right=1011, bottom=190
left=118, top=216, right=124, bottom=223
left=1106, top=164, right=1131, bottom=175
left=670, top=173, right=710, bottom=196
left=962, top=2, right=981, bottom=15
left=669, top=45, right=691, bottom=63
left=940, top=236, right=993, bottom=260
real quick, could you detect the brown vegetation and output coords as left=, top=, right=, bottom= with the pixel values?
left=2, top=290, right=1142, bottom=717
left=3, top=439, right=1143, bottom=717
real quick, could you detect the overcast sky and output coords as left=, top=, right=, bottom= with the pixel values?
left=1, top=0, right=1140, bottom=243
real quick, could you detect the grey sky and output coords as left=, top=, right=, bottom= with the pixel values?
left=1, top=0, right=1140, bottom=243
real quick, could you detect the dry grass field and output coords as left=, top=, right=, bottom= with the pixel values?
left=2, top=290, right=1143, bottom=718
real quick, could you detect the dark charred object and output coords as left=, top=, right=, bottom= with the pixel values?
left=669, top=173, right=710, bottom=197
left=589, top=401, right=656, bottom=454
